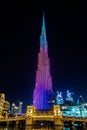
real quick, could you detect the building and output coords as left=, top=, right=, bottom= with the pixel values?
left=26, top=14, right=62, bottom=126
left=11, top=103, right=19, bottom=115
left=56, top=91, right=64, bottom=105
left=77, top=95, right=85, bottom=105
left=11, top=102, right=23, bottom=115
left=33, top=13, right=53, bottom=110
left=0, top=93, right=9, bottom=119
left=19, top=102, right=23, bottom=113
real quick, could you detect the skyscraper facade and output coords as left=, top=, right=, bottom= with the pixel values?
left=33, top=14, right=53, bottom=110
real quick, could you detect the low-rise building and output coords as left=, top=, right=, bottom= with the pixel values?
left=0, top=93, right=10, bottom=119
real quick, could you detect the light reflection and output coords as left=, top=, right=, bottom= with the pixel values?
left=0, top=126, right=87, bottom=130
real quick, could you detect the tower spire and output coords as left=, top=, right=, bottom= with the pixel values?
left=40, top=12, right=47, bottom=47
left=42, top=12, right=46, bottom=40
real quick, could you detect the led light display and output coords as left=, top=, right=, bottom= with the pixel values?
left=33, top=14, right=52, bottom=110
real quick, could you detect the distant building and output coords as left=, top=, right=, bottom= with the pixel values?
left=11, top=103, right=19, bottom=115
left=11, top=101, right=23, bottom=115
left=77, top=95, right=85, bottom=105
left=64, top=90, right=75, bottom=106
left=66, top=90, right=74, bottom=101
left=0, top=93, right=9, bottom=119
left=19, top=102, right=23, bottom=113
left=56, top=91, right=64, bottom=105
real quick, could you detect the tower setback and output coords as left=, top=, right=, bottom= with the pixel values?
left=33, top=14, right=53, bottom=110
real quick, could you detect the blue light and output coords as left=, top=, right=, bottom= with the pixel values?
left=40, top=13, right=47, bottom=47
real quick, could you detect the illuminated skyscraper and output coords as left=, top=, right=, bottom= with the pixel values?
left=33, top=13, right=53, bottom=110
left=56, top=91, right=64, bottom=105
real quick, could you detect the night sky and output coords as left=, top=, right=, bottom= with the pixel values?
left=0, top=1, right=87, bottom=112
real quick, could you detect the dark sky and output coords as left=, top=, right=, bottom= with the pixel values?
left=0, top=1, right=87, bottom=112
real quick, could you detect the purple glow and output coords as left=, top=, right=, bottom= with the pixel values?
left=33, top=13, right=52, bottom=110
